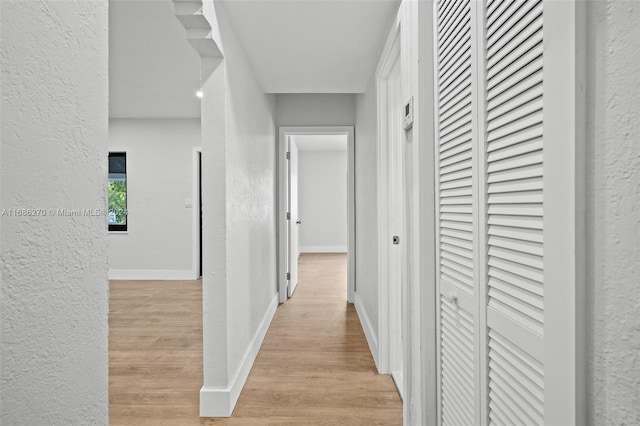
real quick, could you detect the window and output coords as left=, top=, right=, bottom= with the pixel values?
left=108, top=152, right=127, bottom=231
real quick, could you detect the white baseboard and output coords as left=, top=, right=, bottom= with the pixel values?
left=299, top=245, right=347, bottom=253
left=200, top=294, right=279, bottom=417
left=108, top=269, right=197, bottom=280
left=354, top=292, right=380, bottom=372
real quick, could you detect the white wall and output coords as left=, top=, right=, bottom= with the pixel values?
left=586, top=2, right=640, bottom=425
left=199, top=0, right=278, bottom=416
left=276, top=94, right=356, bottom=126
left=354, top=74, right=380, bottom=344
left=108, top=119, right=201, bottom=279
left=298, top=150, right=347, bottom=252
left=0, top=1, right=109, bottom=424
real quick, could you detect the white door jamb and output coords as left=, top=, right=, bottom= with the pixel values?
left=277, top=126, right=356, bottom=304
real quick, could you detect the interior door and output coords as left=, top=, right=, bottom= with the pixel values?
left=482, top=0, right=546, bottom=423
left=388, top=54, right=404, bottom=398
left=435, top=1, right=479, bottom=424
left=435, top=0, right=550, bottom=424
left=287, top=138, right=300, bottom=297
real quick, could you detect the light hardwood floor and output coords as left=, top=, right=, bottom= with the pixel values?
left=109, top=253, right=402, bottom=425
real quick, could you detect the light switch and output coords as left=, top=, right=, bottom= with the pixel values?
left=185, top=198, right=193, bottom=208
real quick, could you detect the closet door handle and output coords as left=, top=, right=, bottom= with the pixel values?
left=446, top=293, right=458, bottom=305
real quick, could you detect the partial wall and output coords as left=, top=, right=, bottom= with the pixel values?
left=586, top=2, right=640, bottom=424
left=0, top=1, right=109, bottom=424
left=175, top=0, right=279, bottom=417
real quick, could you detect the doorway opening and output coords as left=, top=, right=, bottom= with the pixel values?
left=193, top=147, right=203, bottom=278
left=277, top=126, right=356, bottom=304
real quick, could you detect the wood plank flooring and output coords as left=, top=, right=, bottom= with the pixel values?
left=109, top=279, right=203, bottom=424
left=109, top=253, right=402, bottom=425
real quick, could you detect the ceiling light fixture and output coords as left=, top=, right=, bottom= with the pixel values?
left=196, top=91, right=203, bottom=99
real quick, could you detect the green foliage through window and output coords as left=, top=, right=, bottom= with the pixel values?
left=108, top=152, right=127, bottom=231
left=109, top=180, right=127, bottom=225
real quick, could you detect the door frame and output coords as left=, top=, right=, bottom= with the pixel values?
left=376, top=19, right=403, bottom=378
left=192, top=146, right=202, bottom=279
left=277, top=126, right=356, bottom=304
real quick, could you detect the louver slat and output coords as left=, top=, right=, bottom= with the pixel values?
left=483, top=1, right=544, bottom=424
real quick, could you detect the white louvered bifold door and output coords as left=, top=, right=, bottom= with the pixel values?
left=435, top=0, right=480, bottom=424
left=435, top=0, right=547, bottom=425
left=482, top=1, right=545, bottom=424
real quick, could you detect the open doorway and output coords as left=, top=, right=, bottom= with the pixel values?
left=277, top=127, right=355, bottom=304
left=193, top=147, right=203, bottom=278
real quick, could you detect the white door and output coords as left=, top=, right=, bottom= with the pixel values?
left=434, top=1, right=478, bottom=422
left=482, top=0, right=546, bottom=422
left=387, top=53, right=404, bottom=398
left=287, top=138, right=300, bottom=297
left=434, top=0, right=556, bottom=424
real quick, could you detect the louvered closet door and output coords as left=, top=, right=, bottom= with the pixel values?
left=482, top=0, right=545, bottom=424
left=434, top=0, right=479, bottom=425
left=435, top=0, right=547, bottom=425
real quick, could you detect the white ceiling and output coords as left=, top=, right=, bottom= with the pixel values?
left=109, top=0, right=400, bottom=118
left=220, top=0, right=401, bottom=93
left=293, top=135, right=347, bottom=151
left=109, top=0, right=201, bottom=118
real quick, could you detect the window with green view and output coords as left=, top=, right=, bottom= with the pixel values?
left=108, top=152, right=127, bottom=231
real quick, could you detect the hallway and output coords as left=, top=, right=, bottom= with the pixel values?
left=109, top=253, right=402, bottom=425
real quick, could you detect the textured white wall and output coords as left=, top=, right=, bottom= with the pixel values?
left=200, top=0, right=278, bottom=415
left=108, top=119, right=200, bottom=278
left=276, top=94, right=357, bottom=126
left=354, top=75, right=380, bottom=338
left=298, top=151, right=348, bottom=252
left=0, top=1, right=109, bottom=424
left=221, top=14, right=278, bottom=397
left=200, top=56, right=229, bottom=390
left=586, top=2, right=640, bottom=424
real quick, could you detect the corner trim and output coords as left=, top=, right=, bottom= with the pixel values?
left=200, top=294, right=279, bottom=417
